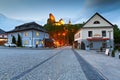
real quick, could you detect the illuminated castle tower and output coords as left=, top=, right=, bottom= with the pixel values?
left=47, top=13, right=64, bottom=26
left=47, top=13, right=56, bottom=24
left=59, top=19, right=64, bottom=25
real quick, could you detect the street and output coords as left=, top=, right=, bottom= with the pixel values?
left=0, top=47, right=110, bottom=80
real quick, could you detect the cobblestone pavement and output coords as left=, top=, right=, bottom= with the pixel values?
left=75, top=50, right=120, bottom=80
left=0, top=47, right=88, bottom=80
left=1, top=46, right=114, bottom=80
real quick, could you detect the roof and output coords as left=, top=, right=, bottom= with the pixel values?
left=0, top=29, right=5, bottom=34
left=83, top=12, right=114, bottom=27
left=75, top=12, right=114, bottom=34
left=7, top=22, right=48, bottom=33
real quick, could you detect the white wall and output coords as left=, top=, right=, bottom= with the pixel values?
left=81, top=28, right=113, bottom=39
left=83, top=14, right=112, bottom=27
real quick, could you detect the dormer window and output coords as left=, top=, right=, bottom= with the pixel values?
left=94, top=21, right=100, bottom=24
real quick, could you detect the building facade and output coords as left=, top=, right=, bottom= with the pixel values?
left=74, top=13, right=114, bottom=50
left=0, top=29, right=7, bottom=45
left=7, top=22, right=49, bottom=47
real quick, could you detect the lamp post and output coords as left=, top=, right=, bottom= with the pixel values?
left=43, top=31, right=45, bottom=48
left=62, top=32, right=66, bottom=46
left=108, top=30, right=112, bottom=54
left=64, top=25, right=69, bottom=46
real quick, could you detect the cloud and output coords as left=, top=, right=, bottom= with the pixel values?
left=86, top=0, right=120, bottom=7
left=85, top=0, right=120, bottom=13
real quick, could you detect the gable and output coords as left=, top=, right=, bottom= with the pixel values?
left=83, top=13, right=113, bottom=28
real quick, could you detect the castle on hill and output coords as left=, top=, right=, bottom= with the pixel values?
left=47, top=13, right=65, bottom=26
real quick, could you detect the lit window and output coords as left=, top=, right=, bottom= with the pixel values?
left=24, top=40, right=29, bottom=45
left=36, top=41, right=39, bottom=45
left=36, top=32, right=40, bottom=36
left=25, top=32, right=28, bottom=36
left=42, top=40, right=44, bottom=45
left=94, top=21, right=100, bottom=24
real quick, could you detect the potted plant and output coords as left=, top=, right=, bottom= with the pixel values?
left=111, top=50, right=115, bottom=57
left=100, top=46, right=103, bottom=52
left=86, top=45, right=90, bottom=50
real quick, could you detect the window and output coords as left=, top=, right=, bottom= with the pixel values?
left=36, top=32, right=39, bottom=36
left=102, top=31, right=106, bottom=37
left=25, top=32, right=28, bottom=36
left=88, top=31, right=92, bottom=37
left=2, top=35, right=4, bottom=38
left=24, top=40, right=29, bottom=45
left=94, top=21, right=100, bottom=24
left=36, top=41, right=39, bottom=45
left=11, top=34, right=13, bottom=37
left=41, top=40, right=44, bottom=45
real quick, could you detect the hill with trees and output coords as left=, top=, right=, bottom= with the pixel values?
left=44, top=23, right=84, bottom=46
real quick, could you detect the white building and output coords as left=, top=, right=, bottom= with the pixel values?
left=0, top=29, right=7, bottom=45
left=74, top=13, right=114, bottom=50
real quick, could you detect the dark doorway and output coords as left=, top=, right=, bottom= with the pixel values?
left=81, top=42, right=85, bottom=50
left=73, top=41, right=78, bottom=48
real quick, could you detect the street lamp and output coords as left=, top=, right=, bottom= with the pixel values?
left=62, top=32, right=66, bottom=45
left=108, top=30, right=112, bottom=54
left=43, top=32, right=45, bottom=48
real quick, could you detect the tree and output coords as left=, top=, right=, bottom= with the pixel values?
left=17, top=34, right=22, bottom=47
left=114, top=25, right=120, bottom=43
left=44, top=23, right=83, bottom=45
left=12, top=36, right=16, bottom=44
left=113, top=25, right=120, bottom=49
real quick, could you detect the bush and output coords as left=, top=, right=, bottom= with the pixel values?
left=12, top=36, right=16, bottom=44
left=118, top=47, right=120, bottom=51
left=111, top=50, right=115, bottom=57
left=17, top=34, right=22, bottom=47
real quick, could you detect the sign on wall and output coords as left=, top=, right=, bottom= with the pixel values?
left=105, top=49, right=109, bottom=55
left=94, top=34, right=101, bottom=37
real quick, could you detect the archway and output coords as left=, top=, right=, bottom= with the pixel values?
left=81, top=42, right=85, bottom=50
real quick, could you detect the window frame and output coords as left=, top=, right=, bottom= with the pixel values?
left=102, top=30, right=106, bottom=37
left=88, top=31, right=92, bottom=37
left=93, top=21, right=100, bottom=24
